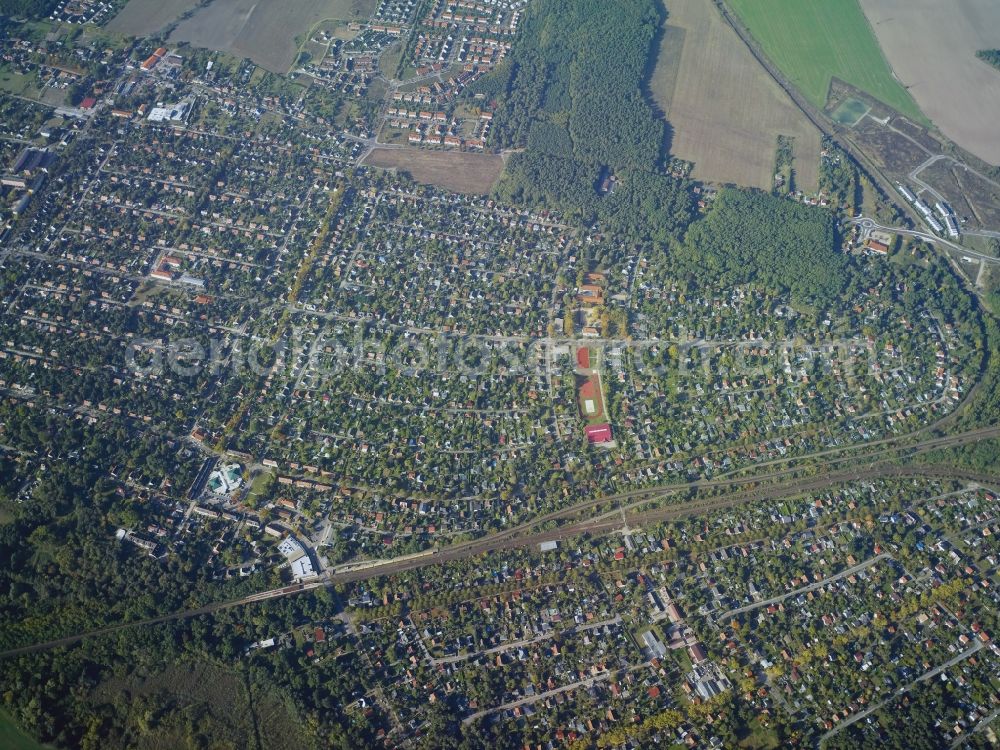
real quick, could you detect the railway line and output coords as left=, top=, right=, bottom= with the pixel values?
left=3, top=425, right=997, bottom=660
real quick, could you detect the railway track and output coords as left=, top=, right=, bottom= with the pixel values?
left=2, top=427, right=997, bottom=660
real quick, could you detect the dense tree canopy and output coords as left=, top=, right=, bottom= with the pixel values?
left=677, top=188, right=844, bottom=304
left=0, top=0, right=58, bottom=17
left=480, top=0, right=694, bottom=240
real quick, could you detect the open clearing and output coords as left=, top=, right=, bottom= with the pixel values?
left=859, top=0, right=1000, bottom=166
left=362, top=148, right=505, bottom=195
left=106, top=0, right=201, bottom=37
left=0, top=710, right=49, bottom=750
left=652, top=0, right=820, bottom=192
left=109, top=0, right=373, bottom=72
left=169, top=0, right=374, bottom=73
left=727, top=0, right=926, bottom=123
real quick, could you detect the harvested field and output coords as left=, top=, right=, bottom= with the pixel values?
left=106, top=0, right=200, bottom=37
left=362, top=148, right=505, bottom=195
left=166, top=0, right=374, bottom=73
left=728, top=0, right=926, bottom=123
left=859, top=0, right=1000, bottom=166
left=652, top=0, right=820, bottom=192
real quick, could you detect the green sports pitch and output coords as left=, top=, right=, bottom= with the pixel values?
left=727, top=0, right=928, bottom=124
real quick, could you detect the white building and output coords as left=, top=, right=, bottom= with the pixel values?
left=277, top=535, right=318, bottom=580
left=291, top=556, right=316, bottom=579
left=278, top=536, right=306, bottom=559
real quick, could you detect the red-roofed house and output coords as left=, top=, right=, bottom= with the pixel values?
left=585, top=423, right=613, bottom=444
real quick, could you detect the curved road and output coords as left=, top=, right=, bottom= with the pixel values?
left=851, top=217, right=1000, bottom=265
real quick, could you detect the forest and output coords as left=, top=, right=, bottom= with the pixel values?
left=0, top=0, right=59, bottom=17
left=676, top=188, right=844, bottom=305
left=479, top=0, right=694, bottom=241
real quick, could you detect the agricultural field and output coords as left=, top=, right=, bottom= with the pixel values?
left=726, top=0, right=927, bottom=124
left=161, top=0, right=375, bottom=73
left=652, top=0, right=821, bottom=192
left=362, top=147, right=506, bottom=195
left=859, top=0, right=1000, bottom=166
left=105, top=0, right=201, bottom=37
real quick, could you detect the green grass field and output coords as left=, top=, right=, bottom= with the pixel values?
left=0, top=710, right=49, bottom=750
left=831, top=97, right=869, bottom=125
left=727, top=0, right=928, bottom=123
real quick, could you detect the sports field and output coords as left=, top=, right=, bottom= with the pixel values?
left=727, top=0, right=927, bottom=123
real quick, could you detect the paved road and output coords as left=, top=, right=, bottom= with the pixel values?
left=820, top=641, right=984, bottom=744
left=908, top=155, right=1000, bottom=240
left=851, top=217, right=1000, bottom=265
left=908, top=154, right=948, bottom=204
left=429, top=614, right=622, bottom=666
left=952, top=707, right=999, bottom=748
left=462, top=673, right=612, bottom=724
left=717, top=553, right=891, bottom=621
